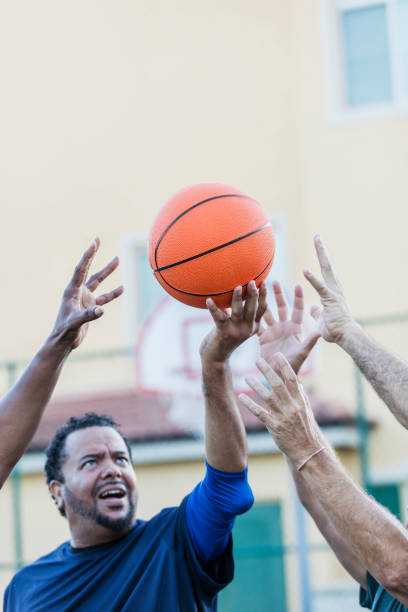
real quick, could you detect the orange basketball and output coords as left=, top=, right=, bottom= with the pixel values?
left=148, top=183, right=275, bottom=308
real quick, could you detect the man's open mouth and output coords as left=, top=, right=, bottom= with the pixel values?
left=98, top=487, right=126, bottom=500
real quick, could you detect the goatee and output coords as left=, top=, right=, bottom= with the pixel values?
left=64, top=486, right=136, bottom=533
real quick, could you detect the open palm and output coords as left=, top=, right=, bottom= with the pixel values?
left=52, top=238, right=124, bottom=350
left=258, top=282, right=320, bottom=374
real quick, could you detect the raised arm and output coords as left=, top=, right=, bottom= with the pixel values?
left=287, top=456, right=367, bottom=587
left=185, top=282, right=266, bottom=565
left=200, top=281, right=267, bottom=471
left=241, top=354, right=408, bottom=605
left=257, top=282, right=366, bottom=584
left=304, top=234, right=408, bottom=430
left=0, top=238, right=123, bottom=488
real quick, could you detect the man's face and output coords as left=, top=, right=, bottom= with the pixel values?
left=51, top=426, right=138, bottom=539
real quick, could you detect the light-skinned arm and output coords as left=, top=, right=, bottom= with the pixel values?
left=0, top=238, right=123, bottom=488
left=241, top=354, right=408, bottom=605
left=305, top=234, right=408, bottom=430
left=257, top=282, right=366, bottom=586
left=200, top=281, right=267, bottom=471
left=287, top=456, right=367, bottom=587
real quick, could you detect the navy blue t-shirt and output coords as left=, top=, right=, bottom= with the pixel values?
left=4, top=495, right=233, bottom=612
left=360, top=572, right=408, bottom=610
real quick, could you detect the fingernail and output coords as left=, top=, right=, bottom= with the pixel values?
left=94, top=306, right=103, bottom=316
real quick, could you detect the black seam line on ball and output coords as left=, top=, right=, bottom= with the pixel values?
left=154, top=222, right=271, bottom=273
left=155, top=257, right=274, bottom=297
left=154, top=194, right=258, bottom=269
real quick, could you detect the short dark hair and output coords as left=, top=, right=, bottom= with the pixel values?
left=45, top=412, right=133, bottom=485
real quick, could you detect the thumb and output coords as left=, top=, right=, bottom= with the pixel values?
left=68, top=306, right=104, bottom=330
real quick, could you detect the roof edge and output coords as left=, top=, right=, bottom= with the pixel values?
left=14, top=424, right=360, bottom=475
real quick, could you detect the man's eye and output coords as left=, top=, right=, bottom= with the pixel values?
left=116, top=457, right=128, bottom=464
left=83, top=459, right=96, bottom=467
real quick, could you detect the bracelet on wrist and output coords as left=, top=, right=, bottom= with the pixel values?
left=297, top=447, right=326, bottom=472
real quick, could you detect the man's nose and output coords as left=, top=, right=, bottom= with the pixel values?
left=101, top=459, right=121, bottom=479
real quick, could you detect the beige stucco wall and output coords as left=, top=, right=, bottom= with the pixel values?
left=0, top=0, right=303, bottom=361
left=1, top=0, right=408, bottom=609
left=0, top=0, right=406, bottom=394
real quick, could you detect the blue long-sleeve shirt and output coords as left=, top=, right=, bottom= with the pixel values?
left=186, top=461, right=254, bottom=563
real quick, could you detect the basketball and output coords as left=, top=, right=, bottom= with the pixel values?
left=148, top=183, right=276, bottom=308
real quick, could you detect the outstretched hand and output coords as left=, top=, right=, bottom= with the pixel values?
left=200, top=281, right=267, bottom=364
left=303, top=235, right=356, bottom=344
left=240, top=353, right=325, bottom=465
left=51, top=238, right=124, bottom=350
left=258, top=281, right=320, bottom=374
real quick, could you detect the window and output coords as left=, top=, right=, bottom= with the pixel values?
left=323, top=0, right=408, bottom=119
left=367, top=482, right=402, bottom=519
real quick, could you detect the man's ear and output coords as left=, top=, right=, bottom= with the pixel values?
left=49, top=480, right=65, bottom=514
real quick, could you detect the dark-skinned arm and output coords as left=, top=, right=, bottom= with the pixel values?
left=0, top=238, right=123, bottom=488
left=201, top=281, right=267, bottom=471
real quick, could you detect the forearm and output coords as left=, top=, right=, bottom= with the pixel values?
left=301, top=450, right=408, bottom=601
left=202, top=359, right=247, bottom=472
left=340, top=323, right=408, bottom=429
left=0, top=334, right=71, bottom=486
left=287, top=458, right=366, bottom=587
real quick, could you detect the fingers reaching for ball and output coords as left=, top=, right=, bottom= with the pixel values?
left=240, top=353, right=324, bottom=463
left=200, top=280, right=268, bottom=363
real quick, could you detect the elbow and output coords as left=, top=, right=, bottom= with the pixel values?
left=230, top=448, right=248, bottom=474
left=236, top=456, right=249, bottom=473
left=218, top=478, right=254, bottom=516
left=234, top=480, right=254, bottom=515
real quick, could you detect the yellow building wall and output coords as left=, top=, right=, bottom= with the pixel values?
left=1, top=0, right=408, bottom=609
left=0, top=0, right=303, bottom=362
left=0, top=0, right=406, bottom=413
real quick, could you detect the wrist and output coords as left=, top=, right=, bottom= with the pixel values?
left=297, top=446, right=327, bottom=471
left=283, top=429, right=328, bottom=467
left=300, top=444, right=338, bottom=477
left=199, top=341, right=229, bottom=365
left=39, top=331, right=74, bottom=362
left=201, top=358, right=231, bottom=378
left=337, top=320, right=365, bottom=351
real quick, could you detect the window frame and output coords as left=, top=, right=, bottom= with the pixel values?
left=321, top=0, right=408, bottom=123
